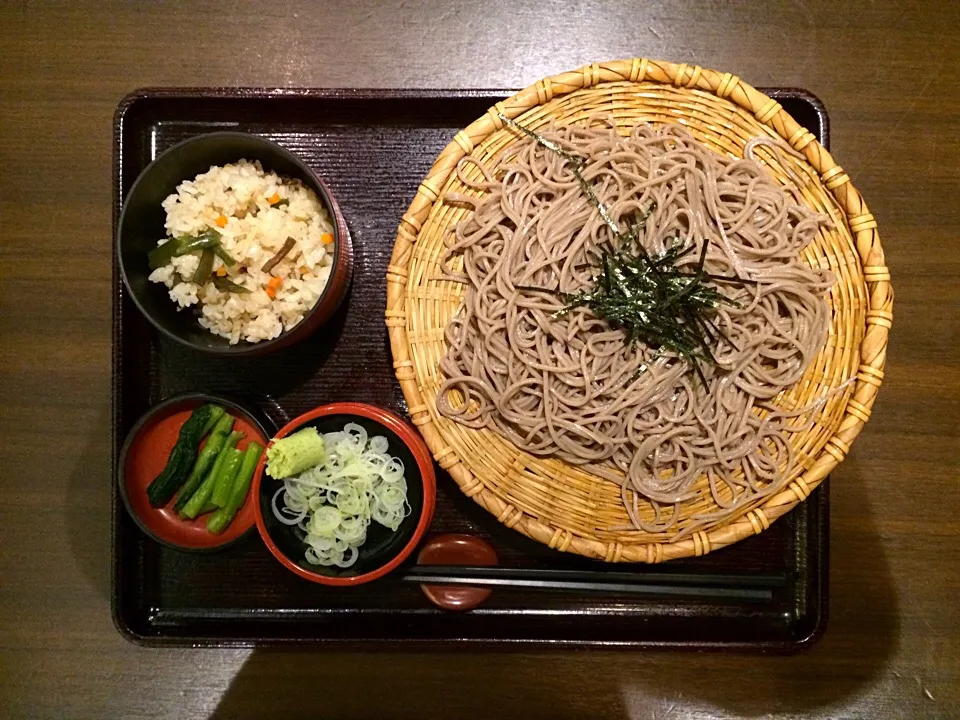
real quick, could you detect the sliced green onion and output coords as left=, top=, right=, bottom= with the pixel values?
left=269, top=422, right=409, bottom=568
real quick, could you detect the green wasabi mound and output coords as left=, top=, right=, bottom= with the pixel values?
left=265, top=427, right=328, bottom=479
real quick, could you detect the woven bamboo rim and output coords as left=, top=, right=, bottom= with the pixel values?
left=385, top=59, right=892, bottom=562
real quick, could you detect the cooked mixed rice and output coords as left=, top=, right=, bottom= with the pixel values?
left=148, top=160, right=334, bottom=343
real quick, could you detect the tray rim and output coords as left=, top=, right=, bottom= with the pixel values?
left=110, top=86, right=829, bottom=650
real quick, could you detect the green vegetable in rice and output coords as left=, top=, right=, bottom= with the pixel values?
left=147, top=237, right=186, bottom=270
left=211, top=242, right=237, bottom=267
left=192, top=249, right=215, bottom=283
left=147, top=230, right=222, bottom=270
left=212, top=275, right=251, bottom=294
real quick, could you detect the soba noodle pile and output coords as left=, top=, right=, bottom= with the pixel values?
left=436, top=120, right=833, bottom=534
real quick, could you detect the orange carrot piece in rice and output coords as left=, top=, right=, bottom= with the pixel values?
left=265, top=276, right=282, bottom=298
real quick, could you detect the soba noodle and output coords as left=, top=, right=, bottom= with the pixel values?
left=436, top=120, right=834, bottom=534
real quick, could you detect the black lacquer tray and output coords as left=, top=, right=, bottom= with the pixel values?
left=112, top=87, right=830, bottom=649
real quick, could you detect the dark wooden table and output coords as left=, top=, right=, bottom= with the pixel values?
left=2, top=2, right=958, bottom=718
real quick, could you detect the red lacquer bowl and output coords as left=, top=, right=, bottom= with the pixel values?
left=253, top=403, right=437, bottom=586
left=118, top=393, right=272, bottom=551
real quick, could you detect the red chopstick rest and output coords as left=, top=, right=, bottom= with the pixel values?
left=417, top=534, right=498, bottom=611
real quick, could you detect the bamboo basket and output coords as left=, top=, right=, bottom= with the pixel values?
left=385, top=59, right=891, bottom=562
